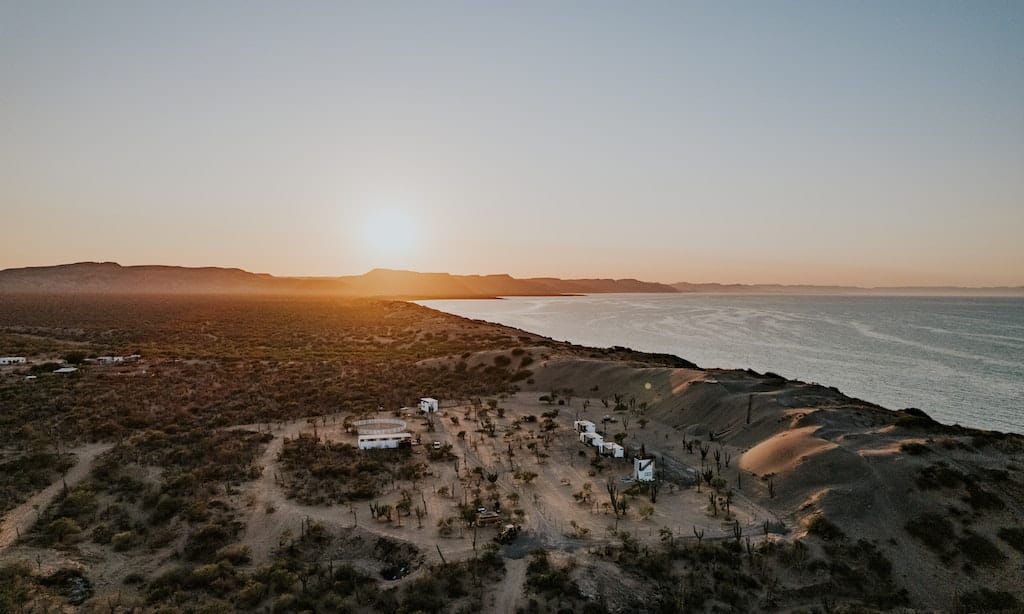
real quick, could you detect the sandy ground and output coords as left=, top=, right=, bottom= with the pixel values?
left=0, top=442, right=113, bottom=552
left=6, top=352, right=1021, bottom=612
left=220, top=389, right=782, bottom=612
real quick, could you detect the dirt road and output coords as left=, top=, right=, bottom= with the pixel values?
left=0, top=443, right=113, bottom=551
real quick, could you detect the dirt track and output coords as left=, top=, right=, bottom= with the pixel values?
left=0, top=442, right=113, bottom=552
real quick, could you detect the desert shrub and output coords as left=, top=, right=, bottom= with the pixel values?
left=183, top=524, right=237, bottom=562
left=146, top=566, right=191, bottom=602
left=111, top=530, right=136, bottom=551
left=962, top=482, right=1004, bottom=511
left=0, top=562, right=35, bottom=612
left=525, top=550, right=577, bottom=598
left=53, top=486, right=98, bottom=523
left=959, top=588, right=1020, bottom=612
left=905, top=513, right=954, bottom=552
left=150, top=495, right=184, bottom=524
left=63, top=351, right=87, bottom=365
left=216, top=543, right=252, bottom=565
left=996, top=527, right=1024, bottom=553
left=915, top=462, right=964, bottom=490
left=91, top=523, right=115, bottom=545
left=894, top=408, right=937, bottom=430
left=957, top=531, right=1006, bottom=567
left=0, top=450, right=75, bottom=515
left=807, top=514, right=846, bottom=541
left=399, top=576, right=448, bottom=612
left=45, top=517, right=82, bottom=544
left=899, top=441, right=930, bottom=455
left=123, top=572, right=146, bottom=585
left=236, top=581, right=267, bottom=608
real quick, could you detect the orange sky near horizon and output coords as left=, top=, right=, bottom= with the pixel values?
left=2, top=3, right=1022, bottom=288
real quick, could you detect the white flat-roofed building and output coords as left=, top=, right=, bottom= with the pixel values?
left=53, top=367, right=78, bottom=375
left=573, top=420, right=596, bottom=433
left=580, top=431, right=604, bottom=447
left=420, top=398, right=439, bottom=413
left=634, top=457, right=655, bottom=482
left=602, top=442, right=625, bottom=458
left=358, top=432, right=412, bottom=450
left=0, top=357, right=26, bottom=365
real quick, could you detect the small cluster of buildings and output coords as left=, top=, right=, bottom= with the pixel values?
left=575, top=419, right=655, bottom=481
left=357, top=432, right=412, bottom=450
left=90, top=354, right=141, bottom=364
left=1, top=357, right=77, bottom=376
left=574, top=419, right=625, bottom=458
left=355, top=399, right=438, bottom=450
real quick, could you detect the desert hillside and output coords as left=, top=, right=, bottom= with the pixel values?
left=0, top=294, right=1021, bottom=613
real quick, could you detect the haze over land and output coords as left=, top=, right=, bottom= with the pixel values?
left=2, top=262, right=1022, bottom=298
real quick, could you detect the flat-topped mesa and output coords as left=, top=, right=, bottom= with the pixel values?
left=0, top=263, right=677, bottom=297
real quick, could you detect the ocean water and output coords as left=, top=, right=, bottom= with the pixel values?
left=420, top=294, right=1024, bottom=434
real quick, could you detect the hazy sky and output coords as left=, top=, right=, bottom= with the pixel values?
left=2, top=1, right=1022, bottom=286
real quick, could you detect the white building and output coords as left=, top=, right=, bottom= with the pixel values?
left=420, top=398, right=439, bottom=413
left=53, top=367, right=78, bottom=375
left=580, top=431, right=604, bottom=448
left=358, top=432, right=412, bottom=450
left=602, top=442, right=625, bottom=458
left=573, top=420, right=596, bottom=433
left=0, top=357, right=26, bottom=365
left=633, top=457, right=655, bottom=482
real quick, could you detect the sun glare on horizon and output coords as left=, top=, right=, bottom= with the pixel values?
left=359, top=207, right=420, bottom=267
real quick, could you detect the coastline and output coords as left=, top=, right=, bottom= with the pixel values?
left=418, top=293, right=1024, bottom=435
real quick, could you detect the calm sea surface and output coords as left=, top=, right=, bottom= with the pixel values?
left=420, top=294, right=1024, bottom=434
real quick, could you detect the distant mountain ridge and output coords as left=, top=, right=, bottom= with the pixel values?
left=0, top=262, right=676, bottom=297
left=0, top=262, right=1019, bottom=297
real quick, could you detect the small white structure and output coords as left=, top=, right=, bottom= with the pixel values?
left=53, top=367, right=78, bottom=375
left=358, top=432, right=412, bottom=450
left=353, top=418, right=407, bottom=435
left=602, top=442, right=625, bottom=458
left=633, top=457, right=655, bottom=482
left=419, top=398, right=439, bottom=413
left=0, top=357, right=26, bottom=365
left=94, top=354, right=142, bottom=364
left=580, top=431, right=604, bottom=447
left=573, top=419, right=596, bottom=433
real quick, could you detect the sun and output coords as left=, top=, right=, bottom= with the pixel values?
left=360, top=208, right=419, bottom=261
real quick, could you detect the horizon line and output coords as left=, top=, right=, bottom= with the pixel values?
left=2, top=260, right=1022, bottom=291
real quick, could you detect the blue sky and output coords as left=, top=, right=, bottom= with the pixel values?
left=2, top=1, right=1022, bottom=285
